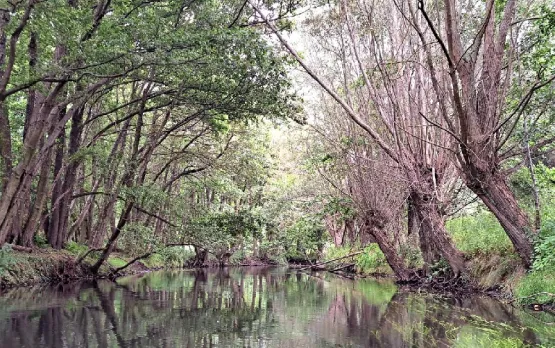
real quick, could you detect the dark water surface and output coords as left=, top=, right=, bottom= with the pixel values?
left=0, top=267, right=554, bottom=347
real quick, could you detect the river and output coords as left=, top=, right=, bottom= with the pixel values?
left=0, top=267, right=554, bottom=347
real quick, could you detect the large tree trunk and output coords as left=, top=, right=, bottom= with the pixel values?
left=371, top=230, right=412, bottom=282
left=52, top=106, right=84, bottom=247
left=0, top=12, right=12, bottom=192
left=19, top=142, right=52, bottom=246
left=90, top=202, right=134, bottom=274
left=47, top=117, right=66, bottom=249
left=411, top=189, right=466, bottom=277
left=0, top=102, right=12, bottom=191
left=364, top=218, right=412, bottom=282
left=466, top=171, right=533, bottom=267
left=192, top=246, right=208, bottom=267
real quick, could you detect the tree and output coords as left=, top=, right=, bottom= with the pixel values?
left=250, top=0, right=467, bottom=275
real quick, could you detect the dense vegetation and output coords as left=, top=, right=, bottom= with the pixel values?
left=0, top=0, right=554, bottom=305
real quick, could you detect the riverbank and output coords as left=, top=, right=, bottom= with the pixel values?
left=0, top=248, right=151, bottom=288
left=2, top=246, right=554, bottom=311
left=0, top=247, right=280, bottom=289
left=313, top=244, right=555, bottom=307
left=3, top=267, right=554, bottom=347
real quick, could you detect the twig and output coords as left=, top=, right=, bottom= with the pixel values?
left=75, top=248, right=103, bottom=265
left=330, top=263, right=355, bottom=273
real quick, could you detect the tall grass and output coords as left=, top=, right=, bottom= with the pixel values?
left=447, top=211, right=514, bottom=256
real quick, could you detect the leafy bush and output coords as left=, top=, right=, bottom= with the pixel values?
left=159, top=247, right=195, bottom=267
left=399, top=244, right=423, bottom=268
left=322, top=244, right=353, bottom=262
left=532, top=219, right=555, bottom=272
left=447, top=211, right=513, bottom=255
left=515, top=219, right=555, bottom=305
left=229, top=249, right=247, bottom=265
left=118, top=223, right=157, bottom=255
left=141, top=247, right=195, bottom=268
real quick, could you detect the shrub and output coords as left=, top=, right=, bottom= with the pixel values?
left=143, top=254, right=165, bottom=268
left=532, top=219, right=555, bottom=272
left=515, top=219, right=555, bottom=305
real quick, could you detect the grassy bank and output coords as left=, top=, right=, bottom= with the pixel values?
left=320, top=210, right=555, bottom=306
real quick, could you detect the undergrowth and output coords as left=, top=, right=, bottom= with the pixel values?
left=447, top=211, right=514, bottom=256
left=516, top=219, right=555, bottom=305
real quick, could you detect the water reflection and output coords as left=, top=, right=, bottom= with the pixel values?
left=0, top=267, right=553, bottom=347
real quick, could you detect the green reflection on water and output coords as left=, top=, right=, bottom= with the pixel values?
left=0, top=267, right=554, bottom=347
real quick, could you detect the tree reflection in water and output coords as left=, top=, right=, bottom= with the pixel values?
left=0, top=268, right=553, bottom=347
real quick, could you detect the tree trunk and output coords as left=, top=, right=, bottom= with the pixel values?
left=19, top=141, right=53, bottom=246
left=363, top=215, right=412, bottom=281
left=411, top=190, right=466, bottom=277
left=47, top=115, right=66, bottom=249
left=0, top=12, right=12, bottom=192
left=0, top=101, right=12, bottom=191
left=54, top=106, right=84, bottom=247
left=218, top=252, right=231, bottom=266
left=90, top=202, right=134, bottom=274
left=192, top=246, right=208, bottom=267
left=468, top=172, right=533, bottom=267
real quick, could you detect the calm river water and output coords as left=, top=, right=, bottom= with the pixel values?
left=0, top=267, right=554, bottom=347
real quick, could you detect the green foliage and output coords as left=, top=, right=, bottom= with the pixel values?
left=355, top=244, right=390, bottom=274
left=143, top=254, right=166, bottom=269
left=0, top=245, right=15, bottom=276
left=532, top=220, right=555, bottom=272
left=33, top=234, right=48, bottom=249
left=119, top=223, right=157, bottom=256
left=107, top=257, right=128, bottom=269
left=398, top=244, right=422, bottom=268
left=515, top=269, right=555, bottom=305
left=284, top=215, right=326, bottom=261
left=321, top=197, right=356, bottom=222
left=159, top=247, right=195, bottom=268
left=429, top=258, right=451, bottom=278
left=323, top=245, right=354, bottom=262
left=447, top=211, right=514, bottom=255
left=65, top=242, right=89, bottom=256
left=515, top=219, right=555, bottom=305
left=453, top=328, right=528, bottom=348
left=323, top=244, right=390, bottom=274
